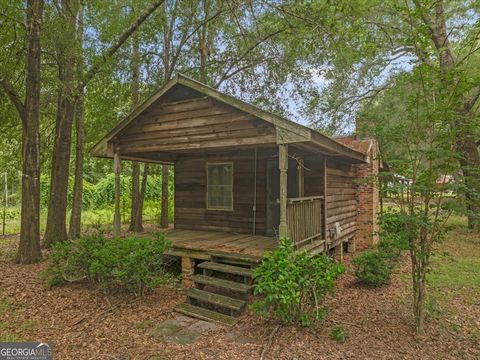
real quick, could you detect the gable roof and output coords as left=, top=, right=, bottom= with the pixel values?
left=91, top=73, right=368, bottom=163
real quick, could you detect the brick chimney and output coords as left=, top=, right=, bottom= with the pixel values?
left=354, top=140, right=380, bottom=249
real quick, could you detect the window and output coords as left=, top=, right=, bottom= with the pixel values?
left=207, top=162, right=233, bottom=211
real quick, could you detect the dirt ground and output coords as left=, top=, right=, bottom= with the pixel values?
left=0, top=230, right=479, bottom=360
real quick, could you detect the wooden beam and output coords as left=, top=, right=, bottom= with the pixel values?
left=113, top=152, right=121, bottom=238
left=278, top=144, right=288, bottom=238
left=297, top=156, right=304, bottom=197
left=119, top=134, right=276, bottom=153
left=276, top=126, right=310, bottom=144
left=117, top=154, right=174, bottom=165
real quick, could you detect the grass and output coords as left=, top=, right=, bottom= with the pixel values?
left=428, top=216, right=480, bottom=294
left=330, top=326, right=348, bottom=343
left=420, top=216, right=480, bottom=339
left=0, top=200, right=175, bottom=235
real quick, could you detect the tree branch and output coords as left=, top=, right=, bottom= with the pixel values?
left=0, top=77, right=26, bottom=123
left=464, top=85, right=480, bottom=113
left=79, top=0, right=166, bottom=91
left=215, top=29, right=285, bottom=88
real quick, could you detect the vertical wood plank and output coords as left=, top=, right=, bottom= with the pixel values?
left=278, top=144, right=288, bottom=238
left=298, top=157, right=304, bottom=197
left=113, top=152, right=121, bottom=238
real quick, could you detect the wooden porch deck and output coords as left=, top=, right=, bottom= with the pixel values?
left=163, top=229, right=278, bottom=260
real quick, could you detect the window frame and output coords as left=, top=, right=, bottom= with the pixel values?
left=206, top=161, right=234, bottom=211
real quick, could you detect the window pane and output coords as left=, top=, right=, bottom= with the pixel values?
left=210, top=166, right=220, bottom=185
left=207, top=163, right=233, bottom=210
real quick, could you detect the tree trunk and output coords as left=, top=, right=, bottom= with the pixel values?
left=43, top=0, right=78, bottom=248
left=45, top=0, right=166, bottom=246
left=114, top=153, right=122, bottom=237
left=16, top=0, right=43, bottom=264
left=198, top=0, right=211, bottom=83
left=417, top=0, right=480, bottom=231
left=69, top=2, right=85, bottom=240
left=129, top=29, right=141, bottom=232
left=129, top=162, right=140, bottom=231
left=460, top=137, right=480, bottom=231
left=69, top=96, right=84, bottom=239
left=160, top=165, right=169, bottom=228
left=134, top=163, right=149, bottom=232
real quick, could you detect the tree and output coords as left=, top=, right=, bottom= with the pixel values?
left=69, top=1, right=85, bottom=239
left=269, top=0, right=479, bottom=333
left=44, top=0, right=166, bottom=247
left=129, top=25, right=142, bottom=232
left=364, top=67, right=459, bottom=333
left=0, top=0, right=44, bottom=264
left=413, top=1, right=480, bottom=231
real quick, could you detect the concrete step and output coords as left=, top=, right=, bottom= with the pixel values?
left=175, top=303, right=239, bottom=327
left=192, top=274, right=252, bottom=294
left=197, top=261, right=253, bottom=277
left=187, top=288, right=246, bottom=311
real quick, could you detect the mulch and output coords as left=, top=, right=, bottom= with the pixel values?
left=0, top=237, right=478, bottom=360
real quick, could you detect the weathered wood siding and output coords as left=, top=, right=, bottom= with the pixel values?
left=302, top=155, right=327, bottom=238
left=325, top=160, right=357, bottom=243
left=117, top=97, right=276, bottom=155
left=174, top=150, right=270, bottom=235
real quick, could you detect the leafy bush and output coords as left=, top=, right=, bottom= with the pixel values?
left=330, top=326, right=348, bottom=343
left=45, top=233, right=172, bottom=295
left=352, top=249, right=397, bottom=287
left=46, top=234, right=107, bottom=286
left=352, top=210, right=410, bottom=287
left=378, top=211, right=410, bottom=252
left=252, top=238, right=345, bottom=326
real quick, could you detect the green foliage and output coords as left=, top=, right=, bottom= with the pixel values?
left=252, top=238, right=344, bottom=326
left=352, top=249, right=397, bottom=287
left=353, top=212, right=408, bottom=287
left=45, top=234, right=108, bottom=286
left=45, top=233, right=172, bottom=295
left=330, top=326, right=348, bottom=343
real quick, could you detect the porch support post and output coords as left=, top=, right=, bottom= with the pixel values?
left=113, top=152, right=121, bottom=238
left=278, top=144, right=288, bottom=238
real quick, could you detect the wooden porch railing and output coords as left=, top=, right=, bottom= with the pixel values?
left=286, top=196, right=323, bottom=249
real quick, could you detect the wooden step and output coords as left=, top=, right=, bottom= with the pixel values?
left=197, top=261, right=253, bottom=277
left=192, top=275, right=252, bottom=293
left=208, top=251, right=261, bottom=266
left=175, top=303, right=239, bottom=327
left=187, top=288, right=246, bottom=311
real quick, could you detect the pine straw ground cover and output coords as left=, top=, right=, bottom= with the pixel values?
left=0, top=228, right=479, bottom=360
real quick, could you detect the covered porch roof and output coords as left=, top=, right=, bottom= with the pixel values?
left=91, top=74, right=368, bottom=164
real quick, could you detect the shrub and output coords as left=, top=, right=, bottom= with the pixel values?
left=46, top=234, right=107, bottom=286
left=352, top=249, right=397, bottom=287
left=330, top=326, right=348, bottom=343
left=378, top=211, right=410, bottom=252
left=45, top=232, right=172, bottom=295
left=252, top=238, right=345, bottom=326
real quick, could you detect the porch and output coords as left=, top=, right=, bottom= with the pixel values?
left=163, top=219, right=327, bottom=261
left=164, top=228, right=277, bottom=260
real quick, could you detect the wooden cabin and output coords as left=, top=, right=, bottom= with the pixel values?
left=92, top=74, right=380, bottom=324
